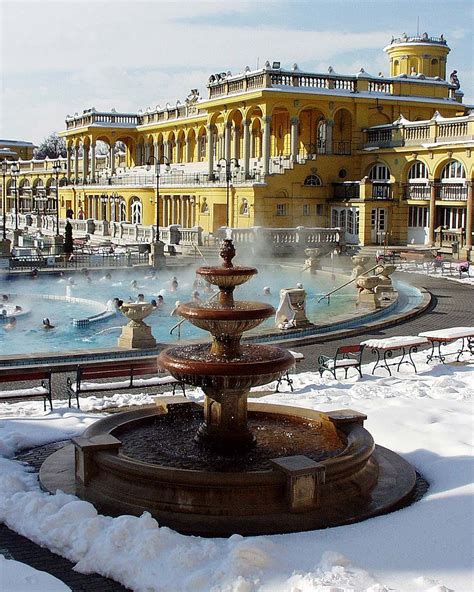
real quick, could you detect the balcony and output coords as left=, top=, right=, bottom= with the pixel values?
left=332, top=183, right=360, bottom=200
left=403, top=184, right=431, bottom=200
left=363, top=113, right=474, bottom=149
left=434, top=183, right=468, bottom=201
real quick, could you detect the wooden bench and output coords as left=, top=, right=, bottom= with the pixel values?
left=0, top=369, right=53, bottom=411
left=67, top=359, right=186, bottom=408
left=318, top=344, right=365, bottom=379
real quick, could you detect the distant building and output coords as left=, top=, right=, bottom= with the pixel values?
left=0, top=139, right=36, bottom=161
left=2, top=33, right=473, bottom=258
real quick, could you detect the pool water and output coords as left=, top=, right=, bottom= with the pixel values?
left=0, top=264, right=356, bottom=356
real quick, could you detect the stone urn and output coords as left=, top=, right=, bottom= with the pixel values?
left=356, top=275, right=382, bottom=309
left=375, top=264, right=396, bottom=296
left=118, top=302, right=157, bottom=349
left=351, top=255, right=369, bottom=279
left=304, top=248, right=323, bottom=274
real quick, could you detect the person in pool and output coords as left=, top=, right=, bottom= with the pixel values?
left=170, top=276, right=179, bottom=292
left=4, top=317, right=17, bottom=330
left=42, top=318, right=55, bottom=330
left=130, top=280, right=139, bottom=290
left=156, top=295, right=164, bottom=308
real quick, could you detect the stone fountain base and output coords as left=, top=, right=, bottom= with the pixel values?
left=39, top=400, right=416, bottom=537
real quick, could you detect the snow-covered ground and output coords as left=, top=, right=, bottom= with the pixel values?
left=396, top=261, right=474, bottom=286
left=0, top=555, right=71, bottom=592
left=0, top=343, right=473, bottom=592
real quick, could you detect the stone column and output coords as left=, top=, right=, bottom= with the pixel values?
left=290, top=116, right=299, bottom=162
left=224, top=122, right=232, bottom=161
left=233, top=125, right=240, bottom=161
left=262, top=115, right=272, bottom=176
left=90, top=142, right=96, bottom=182
left=74, top=146, right=79, bottom=182
left=243, top=120, right=251, bottom=178
left=66, top=147, right=72, bottom=181
left=326, top=119, right=334, bottom=155
left=428, top=181, right=436, bottom=246
left=185, top=138, right=192, bottom=163
left=466, top=181, right=473, bottom=249
left=162, top=141, right=169, bottom=163
left=110, top=142, right=116, bottom=175
left=83, top=145, right=89, bottom=182
left=207, top=125, right=214, bottom=178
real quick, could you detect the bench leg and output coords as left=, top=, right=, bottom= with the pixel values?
left=181, top=383, right=186, bottom=397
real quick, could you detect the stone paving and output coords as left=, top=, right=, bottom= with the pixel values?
left=0, top=271, right=473, bottom=591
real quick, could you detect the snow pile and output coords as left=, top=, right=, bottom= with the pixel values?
left=0, top=344, right=473, bottom=591
left=0, top=555, right=71, bottom=592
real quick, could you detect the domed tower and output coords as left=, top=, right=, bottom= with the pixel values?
left=384, top=33, right=450, bottom=79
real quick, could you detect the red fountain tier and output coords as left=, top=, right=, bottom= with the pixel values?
left=159, top=239, right=295, bottom=450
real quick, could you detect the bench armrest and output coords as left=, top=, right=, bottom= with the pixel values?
left=318, top=354, right=332, bottom=366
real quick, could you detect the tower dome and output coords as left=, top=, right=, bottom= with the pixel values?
left=384, top=33, right=450, bottom=79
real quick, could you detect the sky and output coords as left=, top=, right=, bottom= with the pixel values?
left=0, top=0, right=473, bottom=145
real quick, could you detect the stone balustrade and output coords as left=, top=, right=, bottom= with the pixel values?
left=218, top=226, right=344, bottom=255
left=364, top=113, right=474, bottom=148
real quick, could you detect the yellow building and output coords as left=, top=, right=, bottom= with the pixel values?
left=0, top=139, right=36, bottom=161
left=2, top=33, right=473, bottom=258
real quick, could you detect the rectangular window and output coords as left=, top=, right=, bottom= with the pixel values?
left=316, top=204, right=323, bottom=216
left=303, top=204, right=310, bottom=216
left=276, top=203, right=288, bottom=216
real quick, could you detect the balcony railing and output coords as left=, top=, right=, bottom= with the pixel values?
left=371, top=183, right=392, bottom=199
left=403, top=184, right=431, bottom=200
left=363, top=115, right=473, bottom=149
left=80, top=170, right=264, bottom=187
left=207, top=68, right=396, bottom=99
left=434, top=183, right=468, bottom=201
left=332, top=183, right=360, bottom=200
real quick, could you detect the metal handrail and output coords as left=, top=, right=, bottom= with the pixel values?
left=317, top=264, right=381, bottom=304
left=169, top=290, right=220, bottom=337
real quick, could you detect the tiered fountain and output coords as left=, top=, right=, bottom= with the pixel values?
left=40, top=239, right=417, bottom=537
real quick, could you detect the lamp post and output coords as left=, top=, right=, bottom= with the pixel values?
left=1, top=161, right=7, bottom=241
left=100, top=193, right=108, bottom=220
left=109, top=192, right=120, bottom=222
left=216, top=157, right=240, bottom=228
left=10, top=162, right=20, bottom=232
left=52, top=160, right=63, bottom=236
left=146, top=155, right=171, bottom=242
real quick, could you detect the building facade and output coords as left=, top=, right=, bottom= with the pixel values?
left=2, top=34, right=473, bottom=256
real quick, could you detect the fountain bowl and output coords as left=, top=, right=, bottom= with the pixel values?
left=196, top=266, right=257, bottom=288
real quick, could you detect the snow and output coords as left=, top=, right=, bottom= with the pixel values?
left=0, top=342, right=473, bottom=592
left=361, top=336, right=429, bottom=349
left=396, top=262, right=474, bottom=286
left=0, top=555, right=71, bottom=591
left=418, top=327, right=474, bottom=339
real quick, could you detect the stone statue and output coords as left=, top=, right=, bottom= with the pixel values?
left=449, top=70, right=460, bottom=89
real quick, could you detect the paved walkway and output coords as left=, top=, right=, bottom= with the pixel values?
left=0, top=272, right=473, bottom=592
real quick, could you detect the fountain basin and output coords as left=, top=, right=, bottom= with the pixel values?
left=40, top=400, right=417, bottom=537
left=196, top=266, right=257, bottom=288
left=159, top=344, right=295, bottom=389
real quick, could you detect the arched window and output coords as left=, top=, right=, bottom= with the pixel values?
left=304, top=174, right=322, bottom=186
left=131, top=197, right=142, bottom=224
left=441, top=160, right=465, bottom=182
left=369, top=163, right=390, bottom=181
left=408, top=161, right=429, bottom=181
left=440, top=160, right=467, bottom=200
